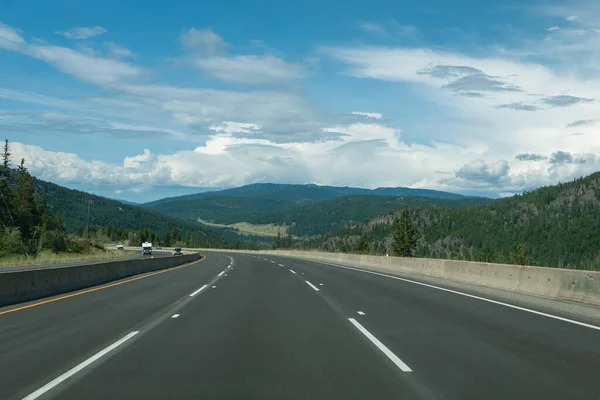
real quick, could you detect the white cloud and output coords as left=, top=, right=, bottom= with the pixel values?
left=566, top=15, right=579, bottom=21
left=351, top=111, right=382, bottom=120
left=194, top=55, right=304, bottom=83
left=124, top=149, right=153, bottom=169
left=106, top=42, right=134, bottom=58
left=26, top=45, right=142, bottom=85
left=0, top=23, right=25, bottom=51
left=180, top=27, right=226, bottom=55
left=547, top=26, right=561, bottom=31
left=56, top=26, right=107, bottom=40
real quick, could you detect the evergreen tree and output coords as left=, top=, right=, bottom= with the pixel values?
left=508, top=242, right=532, bottom=266
left=355, top=235, right=369, bottom=254
left=480, top=237, right=497, bottom=263
left=392, top=206, right=418, bottom=257
left=286, top=233, right=293, bottom=249
left=274, top=230, right=281, bottom=249
left=12, top=158, right=43, bottom=249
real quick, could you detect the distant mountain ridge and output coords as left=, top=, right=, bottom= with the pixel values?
left=144, top=183, right=471, bottom=206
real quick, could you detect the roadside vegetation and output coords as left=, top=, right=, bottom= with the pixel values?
left=306, top=173, right=600, bottom=271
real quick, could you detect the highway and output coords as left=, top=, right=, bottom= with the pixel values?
left=0, top=250, right=172, bottom=273
left=1, top=252, right=598, bottom=400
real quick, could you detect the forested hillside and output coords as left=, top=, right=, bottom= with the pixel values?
left=316, top=173, right=600, bottom=270
left=143, top=182, right=473, bottom=223
left=240, top=195, right=494, bottom=236
left=34, top=179, right=267, bottom=247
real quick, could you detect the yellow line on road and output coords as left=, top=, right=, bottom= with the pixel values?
left=0, top=256, right=205, bottom=317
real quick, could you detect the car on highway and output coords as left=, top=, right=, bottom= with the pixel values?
left=116, top=244, right=124, bottom=250
left=157, top=245, right=162, bottom=249
left=173, top=247, right=184, bottom=256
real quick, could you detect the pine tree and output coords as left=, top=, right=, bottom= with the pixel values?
left=286, top=233, right=293, bottom=249
left=392, top=206, right=418, bottom=257
left=12, top=159, right=42, bottom=245
left=508, top=242, right=532, bottom=265
left=480, top=237, right=496, bottom=263
left=355, top=235, right=369, bottom=254
left=274, top=230, right=281, bottom=249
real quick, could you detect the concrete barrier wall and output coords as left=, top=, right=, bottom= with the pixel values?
left=0, top=253, right=202, bottom=308
left=195, top=248, right=600, bottom=307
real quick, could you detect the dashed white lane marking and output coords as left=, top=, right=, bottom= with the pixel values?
left=357, top=311, right=365, bottom=316
left=212, top=286, right=216, bottom=289
left=305, top=281, right=320, bottom=292
left=171, top=314, right=180, bottom=319
left=289, top=269, right=297, bottom=274
left=224, top=274, right=228, bottom=276
left=316, top=261, right=600, bottom=332
left=270, top=261, right=275, bottom=264
left=319, top=283, right=324, bottom=286
left=189, top=284, right=208, bottom=297
left=348, top=318, right=412, bottom=372
left=22, top=331, right=139, bottom=400
left=218, top=271, right=225, bottom=277
left=278, top=264, right=284, bottom=267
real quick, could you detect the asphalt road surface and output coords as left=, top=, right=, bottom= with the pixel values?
left=1, top=252, right=598, bottom=399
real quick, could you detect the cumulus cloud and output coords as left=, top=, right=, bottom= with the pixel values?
left=547, top=26, right=561, bottom=31
left=515, top=153, right=547, bottom=161
left=56, top=26, right=107, bottom=40
left=455, top=159, right=510, bottom=183
left=124, top=149, right=153, bottom=168
left=548, top=151, right=593, bottom=165
left=542, top=95, right=595, bottom=107
left=350, top=111, right=382, bottom=120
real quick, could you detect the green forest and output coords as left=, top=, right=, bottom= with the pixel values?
left=0, top=140, right=270, bottom=260
left=142, top=182, right=476, bottom=224
left=238, top=194, right=494, bottom=236
left=313, top=173, right=600, bottom=270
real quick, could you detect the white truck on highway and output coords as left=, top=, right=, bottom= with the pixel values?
left=142, top=242, right=152, bottom=256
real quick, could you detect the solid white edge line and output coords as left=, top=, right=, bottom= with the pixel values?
left=171, top=314, right=180, bottom=318
left=289, top=269, right=297, bottom=274
left=189, top=284, right=208, bottom=297
left=348, top=318, right=412, bottom=372
left=218, top=271, right=225, bottom=276
left=305, top=280, right=320, bottom=292
left=22, top=331, right=139, bottom=400
left=315, top=261, right=600, bottom=332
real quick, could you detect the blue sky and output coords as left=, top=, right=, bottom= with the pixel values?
left=2, top=0, right=600, bottom=202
